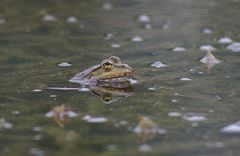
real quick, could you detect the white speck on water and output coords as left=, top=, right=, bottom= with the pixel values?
left=162, top=23, right=169, bottom=29
left=66, top=16, right=78, bottom=23
left=138, top=144, right=152, bottom=152
left=206, top=142, right=224, bottom=148
left=138, top=14, right=151, bottom=23
left=43, top=15, right=56, bottom=22
left=12, top=110, right=21, bottom=115
left=202, top=28, right=213, bottom=34
left=221, top=121, right=240, bottom=134
left=131, top=36, right=143, bottom=42
left=34, top=134, right=43, bottom=141
left=144, top=23, right=152, bottom=29
left=102, top=2, right=113, bottom=10
left=29, top=148, right=45, bottom=156
left=0, top=118, right=13, bottom=130
left=82, top=115, right=108, bottom=123
left=180, top=78, right=192, bottom=81
left=49, top=94, right=57, bottom=98
left=78, top=88, right=90, bottom=92
left=119, top=120, right=128, bottom=125
left=68, top=111, right=78, bottom=118
left=215, top=95, right=222, bottom=100
left=174, top=93, right=179, bottom=96
left=168, top=112, right=181, bottom=117
left=172, top=47, right=186, bottom=52
left=189, top=69, right=195, bottom=72
left=199, top=45, right=216, bottom=51
left=111, top=44, right=121, bottom=48
left=198, top=72, right=204, bottom=74
left=32, top=126, right=42, bottom=132
left=0, top=18, right=6, bottom=24
left=171, top=99, right=178, bottom=103
left=106, top=144, right=118, bottom=151
left=79, top=24, right=85, bottom=29
left=148, top=87, right=156, bottom=91
left=226, top=42, right=240, bottom=52
left=183, top=115, right=207, bottom=122
left=208, top=109, right=215, bottom=113
left=32, top=89, right=42, bottom=92
left=150, top=61, right=167, bottom=68
left=104, top=33, right=114, bottom=40
left=58, top=62, right=72, bottom=67
left=217, top=37, right=233, bottom=44
left=226, top=75, right=231, bottom=79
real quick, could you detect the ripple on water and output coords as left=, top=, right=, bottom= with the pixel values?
left=172, top=47, right=187, bottom=52
left=58, top=62, right=72, bottom=67
left=131, top=36, right=144, bottom=42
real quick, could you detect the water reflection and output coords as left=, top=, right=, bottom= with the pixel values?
left=133, top=116, right=166, bottom=142
left=45, top=105, right=78, bottom=127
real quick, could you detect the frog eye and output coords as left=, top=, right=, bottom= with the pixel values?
left=101, top=61, right=113, bottom=71
left=102, top=95, right=113, bottom=103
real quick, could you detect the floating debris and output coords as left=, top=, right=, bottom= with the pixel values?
left=199, top=45, right=216, bottom=51
left=168, top=112, right=182, bottom=117
left=221, top=121, right=240, bottom=134
left=102, top=2, right=113, bottom=10
left=32, top=89, right=42, bottom=92
left=45, top=105, right=78, bottom=127
left=183, top=115, right=206, bottom=122
left=150, top=61, right=167, bottom=68
left=179, top=78, right=192, bottom=81
left=172, top=47, right=186, bottom=52
left=137, top=14, right=151, bottom=23
left=43, top=15, right=56, bottom=22
left=104, top=33, right=114, bottom=40
left=138, top=144, right=152, bottom=152
left=111, top=44, right=121, bottom=48
left=202, top=28, right=213, bottom=34
left=0, top=118, right=13, bottom=130
left=66, top=16, right=78, bottom=23
left=131, top=36, right=143, bottom=42
left=49, top=94, right=57, bottom=98
left=217, top=37, right=233, bottom=44
left=58, top=62, right=72, bottom=67
left=226, top=42, right=240, bottom=52
left=148, top=87, right=156, bottom=91
left=200, top=50, right=220, bottom=71
left=82, top=115, right=108, bottom=123
left=200, top=50, right=220, bottom=64
left=171, top=99, right=178, bottom=103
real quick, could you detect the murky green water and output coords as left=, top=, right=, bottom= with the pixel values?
left=0, top=0, right=240, bottom=156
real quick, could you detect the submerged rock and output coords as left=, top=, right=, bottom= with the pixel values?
left=226, top=42, right=240, bottom=52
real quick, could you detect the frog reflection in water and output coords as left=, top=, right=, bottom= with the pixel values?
left=56, top=56, right=136, bottom=103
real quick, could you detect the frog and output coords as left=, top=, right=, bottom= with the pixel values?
left=69, top=56, right=134, bottom=86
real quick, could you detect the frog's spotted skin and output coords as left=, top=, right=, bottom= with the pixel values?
left=69, top=56, right=133, bottom=86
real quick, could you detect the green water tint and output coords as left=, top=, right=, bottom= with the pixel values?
left=1, top=0, right=240, bottom=156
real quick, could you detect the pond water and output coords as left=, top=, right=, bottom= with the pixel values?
left=0, top=0, right=240, bottom=156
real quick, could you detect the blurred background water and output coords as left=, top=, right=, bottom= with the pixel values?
left=0, top=0, right=240, bottom=156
